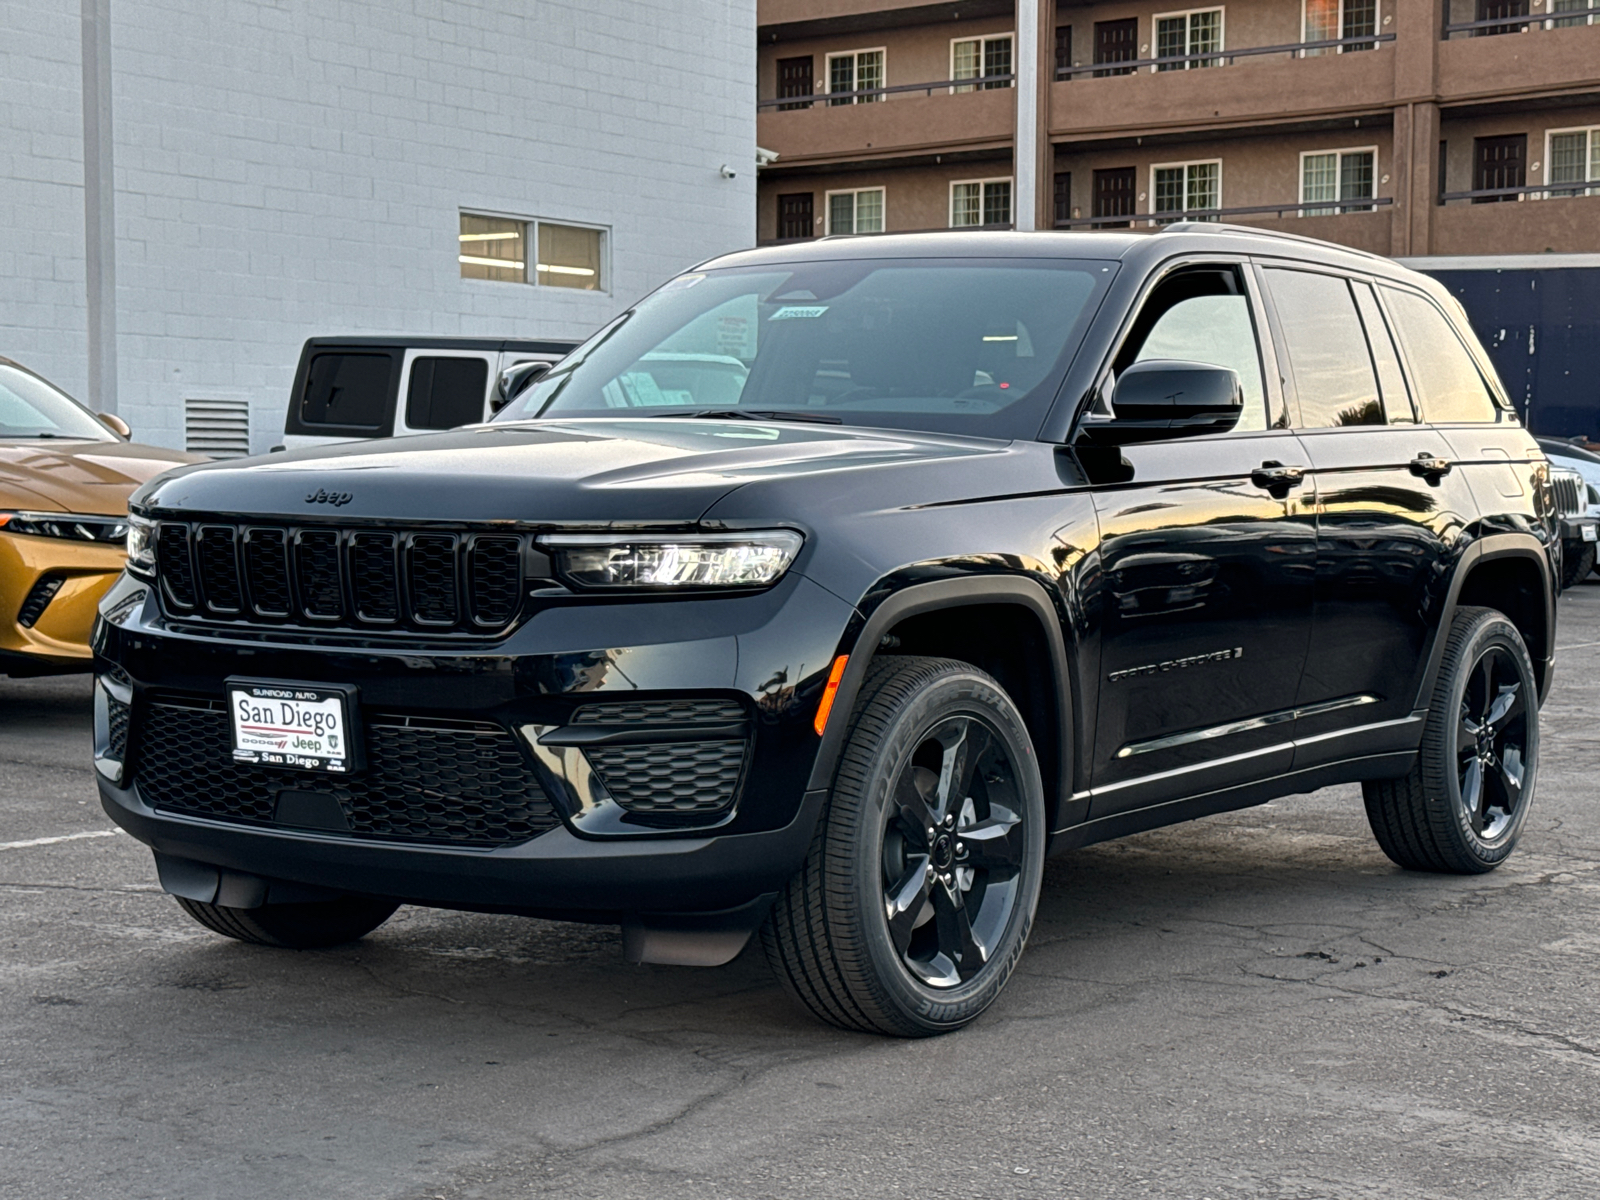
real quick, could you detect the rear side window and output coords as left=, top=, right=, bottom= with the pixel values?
left=1351, top=282, right=1414, bottom=423
left=1263, top=268, right=1383, bottom=429
left=1380, top=287, right=1500, bottom=424
left=405, top=357, right=489, bottom=430
left=300, top=353, right=391, bottom=430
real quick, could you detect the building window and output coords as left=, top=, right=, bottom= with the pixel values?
left=952, top=34, right=1014, bottom=91
left=826, top=188, right=885, bottom=235
left=951, top=178, right=1013, bottom=227
left=460, top=213, right=604, bottom=290
left=1551, top=0, right=1597, bottom=24
left=1153, top=9, right=1223, bottom=70
left=1547, top=127, right=1600, bottom=196
left=827, top=49, right=884, bottom=105
left=1303, top=0, right=1378, bottom=54
left=1151, top=161, right=1220, bottom=221
left=1300, top=147, right=1376, bottom=215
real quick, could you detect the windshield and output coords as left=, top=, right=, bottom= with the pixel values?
left=494, top=257, right=1117, bottom=438
left=0, top=364, right=115, bottom=440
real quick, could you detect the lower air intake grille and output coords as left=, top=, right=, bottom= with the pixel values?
left=17, top=576, right=64, bottom=628
left=106, top=692, right=131, bottom=762
left=134, top=698, right=558, bottom=848
left=584, top=740, right=748, bottom=814
left=571, top=699, right=746, bottom=726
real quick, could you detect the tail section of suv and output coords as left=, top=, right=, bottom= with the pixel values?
left=95, top=227, right=1556, bottom=1035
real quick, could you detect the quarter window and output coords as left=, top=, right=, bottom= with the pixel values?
left=1381, top=288, right=1500, bottom=424
left=1264, top=268, right=1385, bottom=429
left=1151, top=161, right=1220, bottom=222
left=1301, top=148, right=1376, bottom=215
left=1547, top=126, right=1600, bottom=197
left=828, top=49, right=884, bottom=104
left=827, top=188, right=886, bottom=235
left=952, top=34, right=1014, bottom=91
left=951, top=178, right=1013, bottom=227
left=1154, top=9, right=1224, bottom=70
left=1351, top=281, right=1414, bottom=422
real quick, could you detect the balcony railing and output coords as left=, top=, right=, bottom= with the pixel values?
left=1443, top=5, right=1599, bottom=37
left=758, top=74, right=1014, bottom=110
left=1053, top=197, right=1394, bottom=227
left=1440, top=182, right=1600, bottom=203
left=1055, top=32, right=1394, bottom=79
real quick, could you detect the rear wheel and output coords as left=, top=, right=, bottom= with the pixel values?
left=1363, top=606, right=1537, bottom=874
left=762, top=656, right=1047, bottom=1036
left=1561, top=541, right=1595, bottom=589
left=176, top=895, right=399, bottom=948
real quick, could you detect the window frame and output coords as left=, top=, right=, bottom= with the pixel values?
left=1300, top=0, right=1381, bottom=53
left=949, top=176, right=1015, bottom=228
left=1297, top=145, right=1379, bottom=216
left=1543, top=124, right=1600, bottom=197
left=949, top=32, right=1016, bottom=92
left=1149, top=159, right=1223, bottom=223
left=825, top=46, right=887, bottom=104
left=824, top=187, right=887, bottom=236
left=459, top=210, right=609, bottom=293
left=1150, top=7, right=1226, bottom=71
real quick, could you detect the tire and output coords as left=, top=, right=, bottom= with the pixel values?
left=176, top=895, right=400, bottom=948
left=1363, top=606, right=1538, bottom=874
left=1561, top=541, right=1595, bottom=590
left=762, top=656, right=1048, bottom=1036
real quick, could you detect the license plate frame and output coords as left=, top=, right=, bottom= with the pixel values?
left=1583, top=524, right=1597, bottom=543
left=226, top=677, right=362, bottom=775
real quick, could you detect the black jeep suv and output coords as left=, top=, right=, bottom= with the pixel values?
left=94, top=226, right=1555, bottom=1036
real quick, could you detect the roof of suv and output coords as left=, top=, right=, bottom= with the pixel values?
left=706, top=225, right=1419, bottom=287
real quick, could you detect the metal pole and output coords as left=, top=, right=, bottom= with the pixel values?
left=1014, top=0, right=1039, bottom=230
left=82, top=0, right=117, bottom=414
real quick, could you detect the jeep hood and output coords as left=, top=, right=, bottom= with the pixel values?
left=133, top=419, right=1012, bottom=523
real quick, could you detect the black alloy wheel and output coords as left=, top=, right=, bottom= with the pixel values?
left=1363, top=606, right=1539, bottom=873
left=763, top=656, right=1047, bottom=1036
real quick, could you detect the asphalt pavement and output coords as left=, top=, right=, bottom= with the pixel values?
left=4, top=590, right=1600, bottom=1199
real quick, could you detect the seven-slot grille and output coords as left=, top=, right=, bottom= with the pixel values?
left=155, top=520, right=525, bottom=633
left=1551, top=468, right=1586, bottom=520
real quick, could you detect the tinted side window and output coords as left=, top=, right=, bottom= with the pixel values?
left=1264, top=268, right=1383, bottom=429
left=405, top=357, right=489, bottom=430
left=1351, top=281, right=1414, bottom=424
left=1133, top=294, right=1267, bottom=432
left=300, top=353, right=391, bottom=429
left=1381, top=287, right=1499, bottom=424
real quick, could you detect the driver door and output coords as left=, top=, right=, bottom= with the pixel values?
left=1084, top=261, right=1317, bottom=817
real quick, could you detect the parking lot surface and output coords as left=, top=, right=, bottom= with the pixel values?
left=4, top=591, right=1600, bottom=1200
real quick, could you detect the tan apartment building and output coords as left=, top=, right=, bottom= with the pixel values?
left=755, top=0, right=1600, bottom=256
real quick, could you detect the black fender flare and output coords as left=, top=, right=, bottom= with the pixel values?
left=804, top=575, right=1077, bottom=824
left=1416, top=531, right=1557, bottom=710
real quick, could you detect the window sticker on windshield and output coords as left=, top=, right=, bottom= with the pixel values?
left=769, top=305, right=829, bottom=321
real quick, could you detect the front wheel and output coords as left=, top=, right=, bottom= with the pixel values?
left=176, top=894, right=400, bottom=948
left=1363, top=606, right=1538, bottom=874
left=762, top=656, right=1047, bottom=1036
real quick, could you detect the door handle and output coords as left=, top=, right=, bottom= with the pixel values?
left=1250, top=461, right=1305, bottom=496
left=1409, top=453, right=1453, bottom=482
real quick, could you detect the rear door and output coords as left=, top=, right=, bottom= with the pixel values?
left=1257, top=265, right=1477, bottom=769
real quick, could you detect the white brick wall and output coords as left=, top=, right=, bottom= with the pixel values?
left=0, top=0, right=756, bottom=451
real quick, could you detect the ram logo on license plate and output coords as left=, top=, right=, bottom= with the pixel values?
left=226, top=678, right=361, bottom=774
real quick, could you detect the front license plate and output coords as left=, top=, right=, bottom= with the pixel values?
left=1583, top=524, right=1597, bottom=542
left=227, top=678, right=360, bottom=774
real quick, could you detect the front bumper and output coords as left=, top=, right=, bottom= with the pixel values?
left=0, top=530, right=125, bottom=672
left=92, top=568, right=856, bottom=921
left=1559, top=514, right=1599, bottom=544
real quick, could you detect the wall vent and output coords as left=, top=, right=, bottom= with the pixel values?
left=185, top=398, right=251, bottom=459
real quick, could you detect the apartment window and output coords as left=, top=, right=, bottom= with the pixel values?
left=1154, top=9, right=1223, bottom=70
left=827, top=188, right=885, bottom=235
left=1551, top=0, right=1597, bottom=25
left=1301, top=147, right=1376, bottom=215
left=952, top=34, right=1014, bottom=91
left=1302, top=0, right=1378, bottom=54
left=1151, top=161, right=1220, bottom=221
left=828, top=49, right=884, bottom=105
left=460, top=213, right=605, bottom=290
left=951, top=178, right=1013, bottom=227
left=1547, top=127, right=1600, bottom=196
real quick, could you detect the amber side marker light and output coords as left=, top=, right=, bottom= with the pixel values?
left=814, top=655, right=849, bottom=737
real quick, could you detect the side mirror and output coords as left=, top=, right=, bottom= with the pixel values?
left=1103, top=359, right=1242, bottom=443
left=97, top=412, right=132, bottom=439
left=492, top=361, right=554, bottom=412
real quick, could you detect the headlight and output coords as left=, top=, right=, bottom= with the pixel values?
left=0, top=510, right=129, bottom=544
left=125, top=515, right=155, bottom=575
left=539, top=530, right=803, bottom=590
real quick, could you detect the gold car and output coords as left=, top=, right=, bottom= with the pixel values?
left=0, top=357, right=204, bottom=675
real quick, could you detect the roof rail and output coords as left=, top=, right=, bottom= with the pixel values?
left=1157, top=220, right=1389, bottom=263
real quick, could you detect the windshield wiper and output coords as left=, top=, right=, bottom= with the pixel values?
left=687, top=409, right=842, bottom=425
